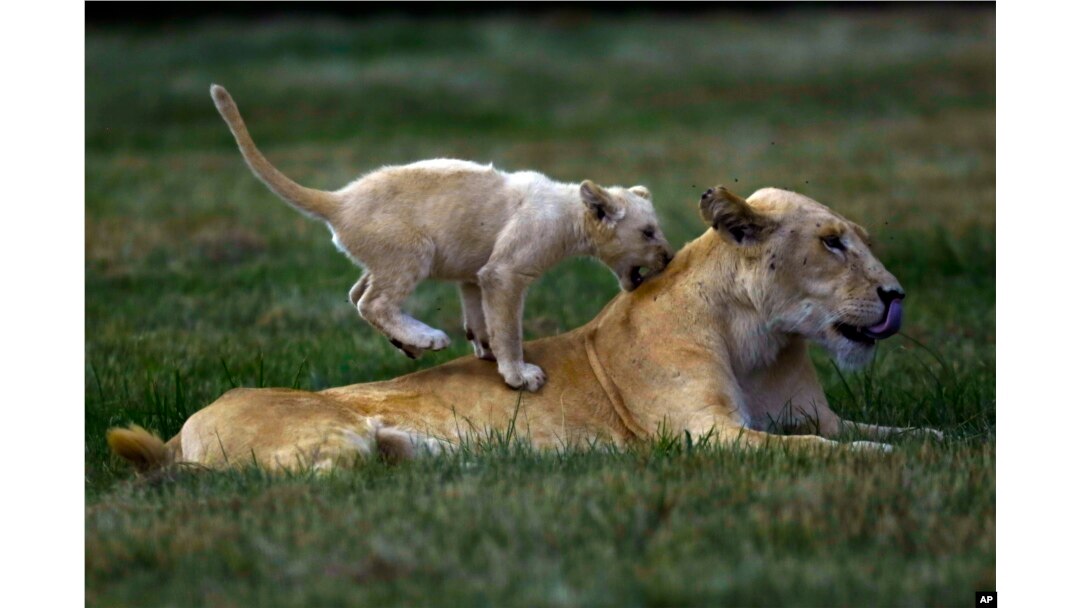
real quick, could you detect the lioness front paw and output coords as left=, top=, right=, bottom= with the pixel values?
left=500, top=363, right=547, bottom=392
left=850, top=441, right=894, bottom=453
left=911, top=427, right=945, bottom=441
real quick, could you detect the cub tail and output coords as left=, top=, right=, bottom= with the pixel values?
left=106, top=425, right=173, bottom=472
left=210, top=84, right=340, bottom=221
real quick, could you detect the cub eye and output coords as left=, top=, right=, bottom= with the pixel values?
left=642, top=228, right=656, bottom=240
left=822, top=235, right=846, bottom=252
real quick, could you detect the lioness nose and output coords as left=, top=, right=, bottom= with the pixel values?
left=877, top=287, right=905, bottom=305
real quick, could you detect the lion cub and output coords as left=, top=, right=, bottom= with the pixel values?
left=211, top=85, right=673, bottom=391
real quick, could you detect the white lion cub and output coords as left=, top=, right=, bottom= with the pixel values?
left=211, top=85, right=673, bottom=391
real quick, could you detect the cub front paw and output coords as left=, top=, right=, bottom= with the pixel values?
left=500, top=362, right=547, bottom=392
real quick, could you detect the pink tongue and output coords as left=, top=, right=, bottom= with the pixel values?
left=865, top=300, right=903, bottom=338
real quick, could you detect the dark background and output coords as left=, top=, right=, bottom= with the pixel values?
left=87, top=1, right=989, bottom=25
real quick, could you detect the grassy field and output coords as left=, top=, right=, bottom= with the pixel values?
left=85, top=9, right=995, bottom=606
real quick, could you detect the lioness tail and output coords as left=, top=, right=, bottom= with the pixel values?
left=210, top=84, right=340, bottom=221
left=106, top=425, right=172, bottom=472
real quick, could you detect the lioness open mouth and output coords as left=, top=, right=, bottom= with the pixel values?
left=835, top=299, right=903, bottom=345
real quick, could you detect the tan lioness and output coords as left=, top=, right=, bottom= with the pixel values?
left=210, top=85, right=673, bottom=391
left=108, top=186, right=940, bottom=472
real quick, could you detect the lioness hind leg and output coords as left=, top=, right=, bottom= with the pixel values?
left=297, top=422, right=449, bottom=471
left=356, top=252, right=450, bottom=357
left=375, top=426, right=450, bottom=463
left=459, top=282, right=495, bottom=361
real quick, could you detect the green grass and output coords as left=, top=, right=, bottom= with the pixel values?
left=86, top=9, right=995, bottom=606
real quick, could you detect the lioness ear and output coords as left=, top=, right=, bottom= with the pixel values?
left=628, top=185, right=651, bottom=200
left=699, top=186, right=776, bottom=244
left=581, top=180, right=626, bottom=223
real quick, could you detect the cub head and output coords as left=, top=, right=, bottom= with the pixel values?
left=700, top=186, right=905, bottom=369
left=580, top=180, right=674, bottom=291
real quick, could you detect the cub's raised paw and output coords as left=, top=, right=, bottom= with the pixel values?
left=389, top=329, right=451, bottom=359
left=388, top=338, right=424, bottom=360
left=501, top=362, right=547, bottom=392
left=415, top=328, right=451, bottom=351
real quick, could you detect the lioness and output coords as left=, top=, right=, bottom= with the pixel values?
left=108, top=186, right=940, bottom=472
left=210, top=85, right=673, bottom=391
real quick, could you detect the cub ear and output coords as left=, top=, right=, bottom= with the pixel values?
left=699, top=186, right=776, bottom=244
left=581, top=180, right=626, bottom=223
left=628, top=185, right=651, bottom=200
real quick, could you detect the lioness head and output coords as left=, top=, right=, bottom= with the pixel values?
left=581, top=180, right=675, bottom=291
left=700, top=186, right=905, bottom=369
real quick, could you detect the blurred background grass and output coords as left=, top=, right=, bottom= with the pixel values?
left=86, top=5, right=994, bottom=606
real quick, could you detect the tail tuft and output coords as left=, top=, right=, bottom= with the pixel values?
left=210, top=84, right=233, bottom=112
left=106, top=425, right=170, bottom=472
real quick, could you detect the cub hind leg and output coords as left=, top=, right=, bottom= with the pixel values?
left=459, top=282, right=495, bottom=361
left=353, top=244, right=450, bottom=358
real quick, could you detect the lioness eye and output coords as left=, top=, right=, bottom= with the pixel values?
left=642, top=228, right=655, bottom=240
left=822, top=235, right=846, bottom=252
